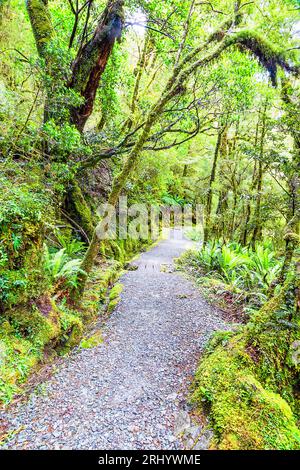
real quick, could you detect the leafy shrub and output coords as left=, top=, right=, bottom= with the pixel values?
left=194, top=240, right=283, bottom=304
left=161, top=193, right=186, bottom=206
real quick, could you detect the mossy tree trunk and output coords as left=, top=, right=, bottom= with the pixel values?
left=123, top=30, right=150, bottom=132
left=27, top=0, right=125, bottom=132
left=204, top=123, right=228, bottom=244
left=68, top=0, right=124, bottom=131
left=251, top=100, right=268, bottom=249
left=65, top=181, right=95, bottom=242
left=277, top=82, right=300, bottom=284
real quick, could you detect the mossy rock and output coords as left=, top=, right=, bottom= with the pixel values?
left=109, top=282, right=123, bottom=301
left=193, top=333, right=300, bottom=449
left=3, top=299, right=60, bottom=350
left=0, top=328, right=39, bottom=404
left=58, top=308, right=83, bottom=350
left=79, top=331, right=103, bottom=349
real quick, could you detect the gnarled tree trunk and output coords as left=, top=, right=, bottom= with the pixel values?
left=69, top=0, right=124, bottom=131
left=27, top=0, right=124, bottom=132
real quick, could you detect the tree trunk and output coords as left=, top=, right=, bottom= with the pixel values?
left=241, top=112, right=261, bottom=245
left=68, top=0, right=124, bottom=132
left=65, top=181, right=95, bottom=242
left=27, top=0, right=124, bottom=132
left=204, top=124, right=227, bottom=244
left=26, top=0, right=54, bottom=58
left=277, top=83, right=300, bottom=283
left=124, top=31, right=150, bottom=131
left=251, top=100, right=268, bottom=248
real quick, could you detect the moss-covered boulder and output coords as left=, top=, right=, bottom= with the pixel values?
left=193, top=275, right=300, bottom=450
left=193, top=332, right=300, bottom=449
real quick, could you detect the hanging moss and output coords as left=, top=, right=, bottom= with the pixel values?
left=225, top=30, right=300, bottom=86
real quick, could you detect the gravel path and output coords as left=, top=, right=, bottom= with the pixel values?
left=1, top=229, right=228, bottom=450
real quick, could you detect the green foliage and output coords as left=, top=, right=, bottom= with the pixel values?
left=79, top=331, right=103, bottom=349
left=0, top=175, right=51, bottom=308
left=55, top=231, right=86, bottom=257
left=43, top=245, right=86, bottom=289
left=193, top=333, right=300, bottom=450
left=42, top=120, right=88, bottom=157
left=0, top=0, right=299, bottom=447
left=194, top=240, right=282, bottom=302
left=192, top=273, right=300, bottom=449
left=161, top=193, right=186, bottom=206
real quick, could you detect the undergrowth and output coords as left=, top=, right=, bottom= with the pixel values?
left=179, top=239, right=300, bottom=449
left=0, top=170, right=151, bottom=404
left=179, top=239, right=284, bottom=318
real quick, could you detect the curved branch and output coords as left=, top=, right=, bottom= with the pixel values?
left=225, top=30, right=300, bottom=85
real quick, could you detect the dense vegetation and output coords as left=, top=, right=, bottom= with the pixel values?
left=0, top=0, right=299, bottom=449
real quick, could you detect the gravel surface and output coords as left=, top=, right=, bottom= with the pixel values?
left=1, top=229, right=228, bottom=450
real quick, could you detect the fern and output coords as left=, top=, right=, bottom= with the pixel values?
left=44, top=245, right=86, bottom=289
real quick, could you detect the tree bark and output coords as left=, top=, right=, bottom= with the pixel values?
left=204, top=124, right=228, bottom=244
left=26, top=0, right=54, bottom=59
left=277, top=80, right=300, bottom=284
left=241, top=114, right=260, bottom=245
left=251, top=100, right=268, bottom=248
left=27, top=0, right=124, bottom=132
left=68, top=0, right=124, bottom=132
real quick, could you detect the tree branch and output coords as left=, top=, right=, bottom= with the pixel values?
left=26, top=0, right=54, bottom=59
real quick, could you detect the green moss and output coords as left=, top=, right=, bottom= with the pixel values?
left=0, top=176, right=51, bottom=309
left=68, top=181, right=95, bottom=240
left=79, top=331, right=103, bottom=349
left=107, top=282, right=123, bottom=313
left=0, top=333, right=38, bottom=404
left=26, top=0, right=54, bottom=57
left=79, top=259, right=121, bottom=320
left=192, top=270, right=300, bottom=449
left=193, top=334, right=300, bottom=449
left=58, top=306, right=83, bottom=350
left=107, top=297, right=119, bottom=313
left=4, top=301, right=60, bottom=349
left=109, top=282, right=123, bottom=300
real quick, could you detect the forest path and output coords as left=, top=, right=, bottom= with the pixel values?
left=1, top=229, right=228, bottom=450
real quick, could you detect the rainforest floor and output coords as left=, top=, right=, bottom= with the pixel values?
left=0, top=229, right=231, bottom=450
